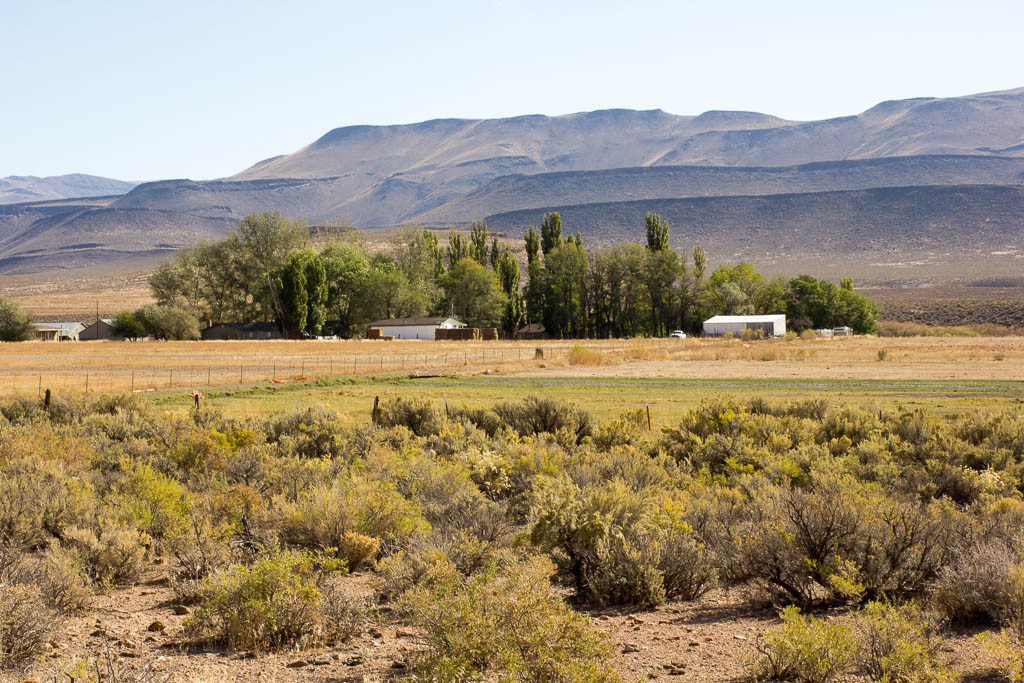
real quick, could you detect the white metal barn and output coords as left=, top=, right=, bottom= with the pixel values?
left=702, top=314, right=787, bottom=338
left=368, top=317, right=466, bottom=340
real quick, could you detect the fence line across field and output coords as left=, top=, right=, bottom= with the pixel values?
left=0, top=339, right=669, bottom=397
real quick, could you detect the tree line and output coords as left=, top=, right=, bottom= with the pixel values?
left=0, top=210, right=877, bottom=342
left=143, top=210, right=877, bottom=339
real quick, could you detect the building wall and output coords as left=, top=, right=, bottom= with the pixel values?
left=703, top=320, right=786, bottom=337
left=372, top=324, right=440, bottom=340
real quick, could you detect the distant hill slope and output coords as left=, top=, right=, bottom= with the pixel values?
left=484, top=185, right=1024, bottom=279
left=420, top=155, right=1024, bottom=222
left=0, top=174, right=137, bottom=205
left=222, top=87, right=1024, bottom=225
left=0, top=196, right=234, bottom=275
left=6, top=86, right=1024, bottom=277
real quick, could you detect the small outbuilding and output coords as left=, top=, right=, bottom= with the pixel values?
left=79, top=319, right=123, bottom=341
left=31, top=321, right=85, bottom=342
left=200, top=322, right=284, bottom=341
left=516, top=323, right=548, bottom=340
left=367, top=317, right=465, bottom=341
left=703, top=314, right=786, bottom=338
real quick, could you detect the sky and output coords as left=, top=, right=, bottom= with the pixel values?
left=2, top=0, right=1023, bottom=181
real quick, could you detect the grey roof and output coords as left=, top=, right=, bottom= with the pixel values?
left=704, top=314, right=786, bottom=324
left=32, top=321, right=85, bottom=334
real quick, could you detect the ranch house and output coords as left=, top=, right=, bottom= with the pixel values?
left=367, top=317, right=465, bottom=341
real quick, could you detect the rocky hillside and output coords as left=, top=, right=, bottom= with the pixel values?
left=0, top=174, right=136, bottom=205
left=484, top=185, right=1024, bottom=279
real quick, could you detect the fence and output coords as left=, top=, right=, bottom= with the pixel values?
left=0, top=339, right=679, bottom=398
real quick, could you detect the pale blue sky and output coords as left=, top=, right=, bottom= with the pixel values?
left=2, top=0, right=1022, bottom=180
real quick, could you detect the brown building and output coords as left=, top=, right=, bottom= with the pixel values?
left=79, top=319, right=125, bottom=341
left=200, top=322, right=283, bottom=340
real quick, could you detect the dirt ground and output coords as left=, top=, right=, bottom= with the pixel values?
left=9, top=571, right=1001, bottom=683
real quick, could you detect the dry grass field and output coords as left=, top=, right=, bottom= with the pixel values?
left=1, top=335, right=1023, bottom=421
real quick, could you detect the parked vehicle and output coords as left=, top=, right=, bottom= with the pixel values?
left=669, top=330, right=687, bottom=338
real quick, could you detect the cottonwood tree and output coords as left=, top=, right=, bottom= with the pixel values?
left=0, top=297, right=32, bottom=342
left=439, top=258, right=507, bottom=327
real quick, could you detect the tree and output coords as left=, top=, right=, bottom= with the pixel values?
left=303, top=252, right=328, bottom=335
left=705, top=281, right=753, bottom=316
left=589, top=244, right=648, bottom=338
left=469, top=221, right=490, bottom=265
left=0, top=297, right=32, bottom=342
left=395, top=228, right=443, bottom=299
left=148, top=212, right=307, bottom=324
left=136, top=303, right=200, bottom=340
left=278, top=252, right=309, bottom=336
left=524, top=227, right=545, bottom=325
left=496, top=249, right=524, bottom=337
left=645, top=212, right=670, bottom=252
left=542, top=242, right=589, bottom=338
left=112, top=311, right=147, bottom=340
left=644, top=248, right=681, bottom=336
left=321, top=243, right=371, bottom=337
left=540, top=213, right=563, bottom=255
left=754, top=277, right=791, bottom=316
left=439, top=258, right=507, bottom=327
left=358, top=256, right=427, bottom=322
left=446, top=231, right=470, bottom=269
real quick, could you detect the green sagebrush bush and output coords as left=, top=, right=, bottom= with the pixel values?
left=184, top=551, right=364, bottom=652
left=0, top=544, right=91, bottom=616
left=530, top=477, right=715, bottom=607
left=400, top=556, right=620, bottom=682
left=266, top=405, right=351, bottom=459
left=374, top=530, right=515, bottom=603
left=748, top=606, right=854, bottom=683
left=494, top=395, right=593, bottom=444
left=708, top=475, right=955, bottom=608
left=852, top=601, right=954, bottom=683
left=0, top=457, right=96, bottom=550
left=931, top=539, right=1024, bottom=625
left=280, top=477, right=429, bottom=560
left=374, top=396, right=443, bottom=436
left=0, top=582, right=61, bottom=671
left=63, top=523, right=149, bottom=587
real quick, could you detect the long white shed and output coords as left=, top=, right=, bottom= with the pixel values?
left=702, top=314, right=786, bottom=338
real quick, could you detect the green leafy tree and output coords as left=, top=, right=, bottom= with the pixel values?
left=321, top=243, right=371, bottom=337
left=645, top=212, right=670, bottom=252
left=439, top=258, right=507, bottom=327
left=112, top=311, right=147, bottom=340
left=496, top=249, right=524, bottom=337
left=358, top=256, right=427, bottom=322
left=469, top=221, right=490, bottom=264
left=136, top=302, right=200, bottom=340
left=524, top=227, right=545, bottom=325
left=303, top=252, right=328, bottom=335
left=446, top=231, right=470, bottom=269
left=540, top=213, right=563, bottom=255
left=645, top=248, right=681, bottom=336
left=589, top=244, right=649, bottom=338
left=278, top=252, right=309, bottom=336
left=543, top=242, right=589, bottom=338
left=0, top=297, right=33, bottom=342
left=395, top=228, right=443, bottom=298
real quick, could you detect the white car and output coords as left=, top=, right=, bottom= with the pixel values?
left=669, top=330, right=687, bottom=338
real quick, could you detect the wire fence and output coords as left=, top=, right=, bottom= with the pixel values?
left=0, top=339, right=674, bottom=398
